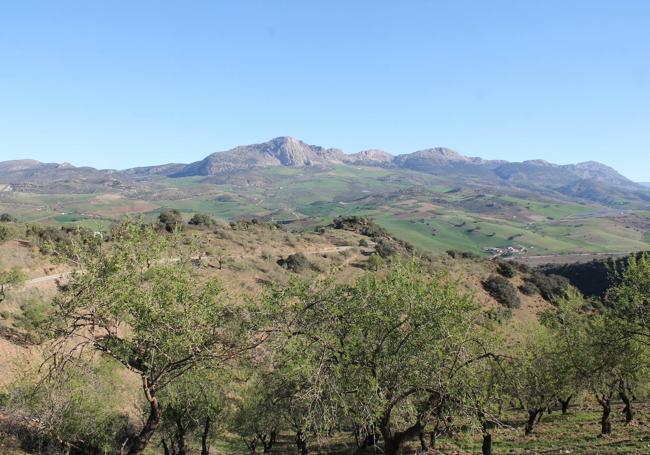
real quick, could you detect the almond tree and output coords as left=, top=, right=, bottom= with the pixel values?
left=0, top=266, right=25, bottom=302
left=606, top=253, right=650, bottom=344
left=272, top=260, right=493, bottom=455
left=45, top=221, right=253, bottom=454
left=504, top=328, right=561, bottom=436
left=543, top=287, right=646, bottom=434
left=539, top=288, right=590, bottom=414
left=158, top=368, right=229, bottom=455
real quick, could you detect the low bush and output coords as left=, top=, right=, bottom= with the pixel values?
left=159, top=209, right=184, bottom=232
left=519, top=281, right=540, bottom=296
left=485, top=306, right=513, bottom=323
left=375, top=239, right=397, bottom=258
left=277, top=252, right=311, bottom=273
left=447, top=250, right=481, bottom=260
left=15, top=299, right=53, bottom=337
left=366, top=253, right=385, bottom=271
left=188, top=213, right=216, bottom=228
left=0, top=225, right=9, bottom=241
left=5, top=361, right=134, bottom=454
left=496, top=260, right=517, bottom=278
left=482, top=274, right=521, bottom=309
left=525, top=272, right=570, bottom=302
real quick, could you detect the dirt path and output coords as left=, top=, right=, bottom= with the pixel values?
left=511, top=251, right=633, bottom=266
left=19, top=245, right=357, bottom=288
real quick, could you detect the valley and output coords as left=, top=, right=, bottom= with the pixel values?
left=1, top=137, right=649, bottom=259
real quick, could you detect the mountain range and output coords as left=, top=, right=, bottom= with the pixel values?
left=1, top=136, right=648, bottom=206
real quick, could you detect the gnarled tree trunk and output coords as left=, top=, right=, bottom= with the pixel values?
left=418, top=431, right=428, bottom=452
left=201, top=416, right=211, bottom=455
left=175, top=418, right=186, bottom=455
left=482, top=433, right=492, bottom=455
left=524, top=408, right=543, bottom=435
left=296, top=430, right=308, bottom=455
left=559, top=395, right=572, bottom=414
left=258, top=430, right=277, bottom=453
left=618, top=381, right=633, bottom=424
left=123, top=380, right=162, bottom=455
left=596, top=395, right=612, bottom=435
left=379, top=420, right=424, bottom=455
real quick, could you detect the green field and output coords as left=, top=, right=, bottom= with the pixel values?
left=2, top=165, right=649, bottom=256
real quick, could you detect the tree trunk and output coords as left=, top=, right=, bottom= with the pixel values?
left=600, top=398, right=612, bottom=435
left=524, top=409, right=541, bottom=435
left=161, top=439, right=170, bottom=455
left=482, top=433, right=492, bottom=455
left=201, top=416, right=211, bottom=455
left=296, top=431, right=308, bottom=455
left=380, top=423, right=423, bottom=455
left=619, top=382, right=633, bottom=424
left=559, top=396, right=572, bottom=414
left=175, top=418, right=186, bottom=455
left=123, top=383, right=161, bottom=455
left=383, top=437, right=401, bottom=455
left=246, top=438, right=258, bottom=455
left=418, top=431, right=428, bottom=452
left=379, top=423, right=400, bottom=455
left=363, top=429, right=377, bottom=447
left=429, top=432, right=436, bottom=449
left=259, top=430, right=276, bottom=453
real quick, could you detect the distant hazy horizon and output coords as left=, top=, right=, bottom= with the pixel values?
left=1, top=1, right=648, bottom=180
left=1, top=135, right=646, bottom=184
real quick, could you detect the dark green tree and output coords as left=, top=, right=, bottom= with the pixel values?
left=45, top=221, right=252, bottom=454
left=272, top=260, right=493, bottom=455
left=159, top=209, right=185, bottom=232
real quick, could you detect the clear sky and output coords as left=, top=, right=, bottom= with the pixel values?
left=1, top=1, right=648, bottom=180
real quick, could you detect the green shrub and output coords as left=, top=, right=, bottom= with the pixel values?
left=366, top=253, right=385, bottom=271
left=277, top=252, right=311, bottom=272
left=513, top=261, right=532, bottom=274
left=485, top=306, right=513, bottom=323
left=0, top=213, right=17, bottom=222
left=332, top=216, right=414, bottom=254
left=447, top=249, right=481, bottom=260
left=188, top=213, right=216, bottom=228
left=525, top=272, right=570, bottom=302
left=358, top=238, right=369, bottom=247
left=25, top=224, right=94, bottom=253
left=496, top=260, right=516, bottom=278
left=482, top=274, right=521, bottom=309
left=375, top=238, right=397, bottom=258
left=158, top=209, right=184, bottom=232
left=0, top=267, right=26, bottom=302
left=519, top=281, right=540, bottom=296
left=6, top=361, right=133, bottom=454
left=16, top=299, right=53, bottom=336
left=0, top=225, right=9, bottom=241
left=333, top=216, right=389, bottom=238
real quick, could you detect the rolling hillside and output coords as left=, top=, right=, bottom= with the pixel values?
left=1, top=137, right=649, bottom=257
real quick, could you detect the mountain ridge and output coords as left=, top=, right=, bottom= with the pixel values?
left=0, top=136, right=645, bottom=206
left=0, top=136, right=633, bottom=179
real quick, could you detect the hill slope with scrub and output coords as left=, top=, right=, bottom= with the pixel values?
left=1, top=216, right=649, bottom=454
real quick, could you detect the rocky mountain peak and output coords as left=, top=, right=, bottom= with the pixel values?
left=411, top=147, right=470, bottom=162
left=260, top=136, right=334, bottom=166
left=346, top=149, right=393, bottom=165
left=569, top=161, right=632, bottom=185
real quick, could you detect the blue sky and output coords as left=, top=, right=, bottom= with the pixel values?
left=0, top=1, right=648, bottom=180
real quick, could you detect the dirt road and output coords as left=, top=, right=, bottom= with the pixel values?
left=19, top=245, right=358, bottom=288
